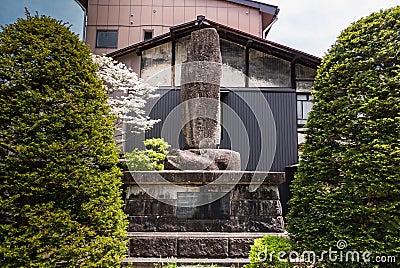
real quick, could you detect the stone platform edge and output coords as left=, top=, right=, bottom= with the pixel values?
left=123, top=171, right=285, bottom=185
left=122, top=257, right=249, bottom=267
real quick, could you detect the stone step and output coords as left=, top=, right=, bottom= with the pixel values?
left=127, top=232, right=288, bottom=260
left=127, top=232, right=288, bottom=238
left=122, top=257, right=249, bottom=268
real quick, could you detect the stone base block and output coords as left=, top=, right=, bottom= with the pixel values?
left=178, top=238, right=228, bottom=258
left=127, top=216, right=285, bottom=233
left=165, top=149, right=241, bottom=170
left=127, top=232, right=288, bottom=258
left=129, top=238, right=177, bottom=257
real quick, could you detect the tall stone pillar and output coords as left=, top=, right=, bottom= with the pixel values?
left=180, top=28, right=222, bottom=149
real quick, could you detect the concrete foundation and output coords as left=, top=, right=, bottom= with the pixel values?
left=123, top=171, right=285, bottom=266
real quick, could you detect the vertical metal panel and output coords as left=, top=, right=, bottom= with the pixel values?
left=124, top=89, right=182, bottom=152
left=146, top=89, right=183, bottom=149
left=264, top=92, right=298, bottom=171
left=221, top=90, right=297, bottom=172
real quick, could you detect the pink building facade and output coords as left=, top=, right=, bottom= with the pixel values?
left=76, top=0, right=279, bottom=55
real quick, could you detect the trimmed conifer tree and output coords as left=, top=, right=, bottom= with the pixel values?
left=287, top=7, right=400, bottom=266
left=0, top=13, right=127, bottom=267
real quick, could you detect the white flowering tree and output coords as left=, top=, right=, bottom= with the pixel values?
left=92, top=54, right=159, bottom=146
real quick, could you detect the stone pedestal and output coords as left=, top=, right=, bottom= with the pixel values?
left=123, top=171, right=285, bottom=266
left=165, top=149, right=241, bottom=171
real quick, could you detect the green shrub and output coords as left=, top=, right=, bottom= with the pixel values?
left=287, top=7, right=400, bottom=267
left=144, top=138, right=170, bottom=170
left=125, top=138, right=170, bottom=171
left=246, top=235, right=293, bottom=268
left=0, top=13, right=128, bottom=267
left=125, top=148, right=153, bottom=171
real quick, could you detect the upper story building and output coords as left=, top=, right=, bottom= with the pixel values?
left=75, top=0, right=279, bottom=55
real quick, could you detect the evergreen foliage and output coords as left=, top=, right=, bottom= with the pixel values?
left=287, top=7, right=400, bottom=267
left=0, top=14, right=128, bottom=267
left=125, top=149, right=153, bottom=171
left=144, top=138, right=170, bottom=171
left=125, top=138, right=170, bottom=171
left=246, top=236, right=293, bottom=268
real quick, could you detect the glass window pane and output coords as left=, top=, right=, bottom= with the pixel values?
left=298, top=119, right=307, bottom=125
left=296, top=81, right=314, bottom=91
left=220, top=39, right=245, bottom=87
left=249, top=49, right=291, bottom=87
left=295, top=64, right=316, bottom=79
left=297, top=95, right=307, bottom=100
left=96, top=30, right=118, bottom=48
left=303, top=101, right=313, bottom=119
left=297, top=101, right=303, bottom=119
left=144, top=31, right=153, bottom=41
left=141, top=42, right=172, bottom=86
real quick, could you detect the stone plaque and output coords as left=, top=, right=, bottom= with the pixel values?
left=177, top=192, right=229, bottom=219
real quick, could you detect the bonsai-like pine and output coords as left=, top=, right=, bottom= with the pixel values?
left=125, top=138, right=170, bottom=171
left=287, top=7, right=400, bottom=266
left=0, top=13, right=127, bottom=267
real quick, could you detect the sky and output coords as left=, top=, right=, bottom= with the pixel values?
left=0, top=0, right=399, bottom=57
left=0, top=0, right=84, bottom=38
left=265, top=0, right=400, bottom=56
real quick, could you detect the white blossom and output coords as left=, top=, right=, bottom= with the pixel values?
left=91, top=54, right=160, bottom=140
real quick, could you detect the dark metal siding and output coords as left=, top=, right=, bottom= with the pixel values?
left=124, top=89, right=182, bottom=152
left=220, top=90, right=298, bottom=171
left=124, top=89, right=298, bottom=172
left=146, top=90, right=183, bottom=149
left=265, top=92, right=298, bottom=171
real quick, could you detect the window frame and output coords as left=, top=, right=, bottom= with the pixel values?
left=297, top=93, right=313, bottom=127
left=143, top=30, right=154, bottom=41
left=96, top=30, right=118, bottom=48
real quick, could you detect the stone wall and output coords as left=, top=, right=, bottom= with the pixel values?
left=124, top=171, right=285, bottom=233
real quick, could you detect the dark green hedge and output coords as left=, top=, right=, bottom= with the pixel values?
left=0, top=14, right=127, bottom=267
left=287, top=7, right=400, bottom=267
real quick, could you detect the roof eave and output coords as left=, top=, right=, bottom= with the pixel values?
left=107, top=19, right=321, bottom=68
left=75, top=0, right=88, bottom=10
left=227, top=0, right=278, bottom=15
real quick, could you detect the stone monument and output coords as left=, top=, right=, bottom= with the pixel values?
left=123, top=28, right=285, bottom=267
left=165, top=28, right=241, bottom=171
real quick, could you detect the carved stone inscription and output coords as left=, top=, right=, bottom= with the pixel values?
left=177, top=192, right=229, bottom=219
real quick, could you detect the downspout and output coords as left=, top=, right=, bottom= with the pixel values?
left=262, top=8, right=279, bottom=39
left=74, top=0, right=87, bottom=42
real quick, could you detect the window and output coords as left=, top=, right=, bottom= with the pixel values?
left=297, top=94, right=313, bottom=126
left=295, top=64, right=316, bottom=91
left=96, top=30, right=118, bottom=48
left=220, top=39, right=246, bottom=87
left=141, top=42, right=171, bottom=86
left=249, top=49, right=291, bottom=88
left=144, top=30, right=153, bottom=41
